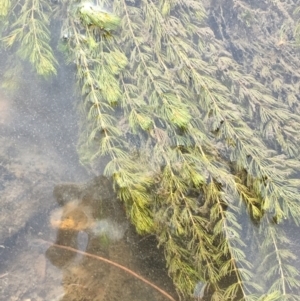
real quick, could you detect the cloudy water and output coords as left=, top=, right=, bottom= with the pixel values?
left=0, top=59, right=176, bottom=301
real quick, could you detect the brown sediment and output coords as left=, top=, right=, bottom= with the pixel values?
left=49, top=200, right=92, bottom=231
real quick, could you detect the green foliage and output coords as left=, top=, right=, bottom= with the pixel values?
left=1, top=0, right=300, bottom=300
left=0, top=0, right=10, bottom=17
left=76, top=2, right=120, bottom=31
left=1, top=0, right=57, bottom=77
left=295, top=6, right=300, bottom=45
left=259, top=220, right=300, bottom=300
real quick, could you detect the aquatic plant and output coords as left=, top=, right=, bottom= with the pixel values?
left=1, top=0, right=300, bottom=300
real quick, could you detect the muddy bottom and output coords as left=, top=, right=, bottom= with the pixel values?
left=0, top=177, right=176, bottom=301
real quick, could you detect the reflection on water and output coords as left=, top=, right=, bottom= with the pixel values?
left=0, top=69, right=176, bottom=300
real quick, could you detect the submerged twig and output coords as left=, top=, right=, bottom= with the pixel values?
left=37, top=239, right=177, bottom=301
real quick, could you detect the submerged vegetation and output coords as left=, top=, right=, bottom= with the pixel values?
left=1, top=0, right=300, bottom=300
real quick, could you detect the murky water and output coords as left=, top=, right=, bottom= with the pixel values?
left=0, top=60, right=176, bottom=301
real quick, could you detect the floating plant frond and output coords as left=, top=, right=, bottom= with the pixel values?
left=76, top=2, right=120, bottom=31
left=0, top=0, right=10, bottom=17
left=1, top=0, right=57, bottom=77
